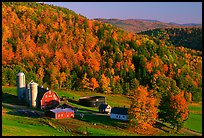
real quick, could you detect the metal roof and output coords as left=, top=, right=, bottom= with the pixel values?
left=99, top=103, right=110, bottom=109
left=110, top=107, right=128, bottom=115
left=17, top=72, right=25, bottom=76
left=30, top=82, right=38, bottom=85
left=79, top=96, right=105, bottom=100
left=50, top=108, right=74, bottom=114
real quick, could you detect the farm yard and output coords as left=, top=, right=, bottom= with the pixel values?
left=2, top=86, right=202, bottom=136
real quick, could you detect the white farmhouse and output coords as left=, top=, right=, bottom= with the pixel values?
left=110, top=107, right=128, bottom=121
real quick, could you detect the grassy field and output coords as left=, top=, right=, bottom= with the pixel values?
left=2, top=86, right=202, bottom=136
left=184, top=103, right=202, bottom=133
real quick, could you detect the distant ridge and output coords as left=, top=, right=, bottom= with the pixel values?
left=95, top=18, right=202, bottom=33
left=169, top=22, right=202, bottom=27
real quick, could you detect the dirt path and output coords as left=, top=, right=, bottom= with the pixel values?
left=181, top=128, right=202, bottom=136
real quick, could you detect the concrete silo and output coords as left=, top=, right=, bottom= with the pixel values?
left=29, top=82, right=38, bottom=108
left=16, top=72, right=26, bottom=100
left=25, top=83, right=31, bottom=106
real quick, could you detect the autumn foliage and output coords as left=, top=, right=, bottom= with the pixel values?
left=158, top=93, right=189, bottom=132
left=128, top=86, right=158, bottom=133
left=169, top=94, right=189, bottom=131
left=2, top=2, right=202, bottom=104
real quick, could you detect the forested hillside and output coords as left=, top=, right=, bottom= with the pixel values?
left=95, top=18, right=178, bottom=33
left=138, top=27, right=202, bottom=51
left=2, top=2, right=202, bottom=104
left=95, top=18, right=201, bottom=33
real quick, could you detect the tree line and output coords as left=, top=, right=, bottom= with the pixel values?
left=2, top=2, right=202, bottom=133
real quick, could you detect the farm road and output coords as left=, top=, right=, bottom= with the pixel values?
left=181, top=128, right=202, bottom=136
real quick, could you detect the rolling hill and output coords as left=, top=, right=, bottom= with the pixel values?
left=95, top=18, right=202, bottom=33
left=2, top=2, right=202, bottom=136
left=2, top=2, right=202, bottom=101
left=138, top=27, right=202, bottom=51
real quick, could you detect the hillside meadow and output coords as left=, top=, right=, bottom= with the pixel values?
left=2, top=86, right=202, bottom=136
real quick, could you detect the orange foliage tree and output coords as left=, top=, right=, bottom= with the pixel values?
left=167, top=94, right=189, bottom=131
left=128, top=86, right=158, bottom=133
left=100, top=74, right=111, bottom=94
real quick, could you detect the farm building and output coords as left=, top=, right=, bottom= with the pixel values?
left=16, top=72, right=60, bottom=109
left=45, top=108, right=74, bottom=119
left=57, top=103, right=78, bottom=111
left=79, top=96, right=105, bottom=107
left=37, top=86, right=60, bottom=109
left=98, top=103, right=111, bottom=114
left=110, top=107, right=128, bottom=121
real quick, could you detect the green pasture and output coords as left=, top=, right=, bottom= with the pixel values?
left=184, top=103, right=202, bottom=133
left=2, top=86, right=202, bottom=136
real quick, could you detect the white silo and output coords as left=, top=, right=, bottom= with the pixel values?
left=29, top=82, right=38, bottom=108
left=16, top=72, right=26, bottom=100
left=25, top=83, right=30, bottom=105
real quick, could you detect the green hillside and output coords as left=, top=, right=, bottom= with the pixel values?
left=2, top=2, right=202, bottom=136
left=2, top=2, right=202, bottom=102
left=2, top=87, right=201, bottom=136
left=138, top=27, right=202, bottom=51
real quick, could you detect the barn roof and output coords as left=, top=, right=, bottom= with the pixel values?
left=17, top=72, right=25, bottom=76
left=57, top=103, right=74, bottom=109
left=110, top=107, right=128, bottom=115
left=50, top=108, right=74, bottom=113
left=79, top=95, right=105, bottom=100
left=37, top=86, right=49, bottom=100
left=99, top=103, right=110, bottom=109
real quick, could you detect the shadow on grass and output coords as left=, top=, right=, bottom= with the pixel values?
left=68, top=99, right=99, bottom=114
left=153, top=121, right=174, bottom=133
left=7, top=110, right=42, bottom=118
left=68, top=98, right=128, bottom=129
left=74, top=113, right=128, bottom=129
left=2, top=92, right=26, bottom=106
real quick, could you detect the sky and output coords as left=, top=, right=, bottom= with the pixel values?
left=43, top=2, right=202, bottom=24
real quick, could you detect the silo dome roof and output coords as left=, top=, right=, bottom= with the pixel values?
left=30, top=82, right=38, bottom=85
left=17, top=72, right=25, bottom=76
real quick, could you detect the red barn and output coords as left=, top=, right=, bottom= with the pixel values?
left=45, top=108, right=75, bottom=119
left=37, top=86, right=60, bottom=109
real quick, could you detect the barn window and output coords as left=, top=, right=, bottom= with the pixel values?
left=116, top=115, right=118, bottom=118
left=119, top=116, right=120, bottom=118
left=123, top=115, right=125, bottom=118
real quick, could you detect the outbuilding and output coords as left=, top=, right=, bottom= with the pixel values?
left=110, top=107, right=128, bottom=121
left=45, top=108, right=74, bottom=119
left=37, top=86, right=60, bottom=109
left=79, top=96, right=105, bottom=107
left=98, top=103, right=111, bottom=114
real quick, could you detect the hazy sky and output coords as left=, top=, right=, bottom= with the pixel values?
left=43, top=2, right=202, bottom=24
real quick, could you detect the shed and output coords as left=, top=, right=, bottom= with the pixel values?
left=57, top=103, right=77, bottom=111
left=79, top=96, right=105, bottom=107
left=98, top=103, right=111, bottom=114
left=45, top=108, right=74, bottom=119
left=110, top=107, right=128, bottom=121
